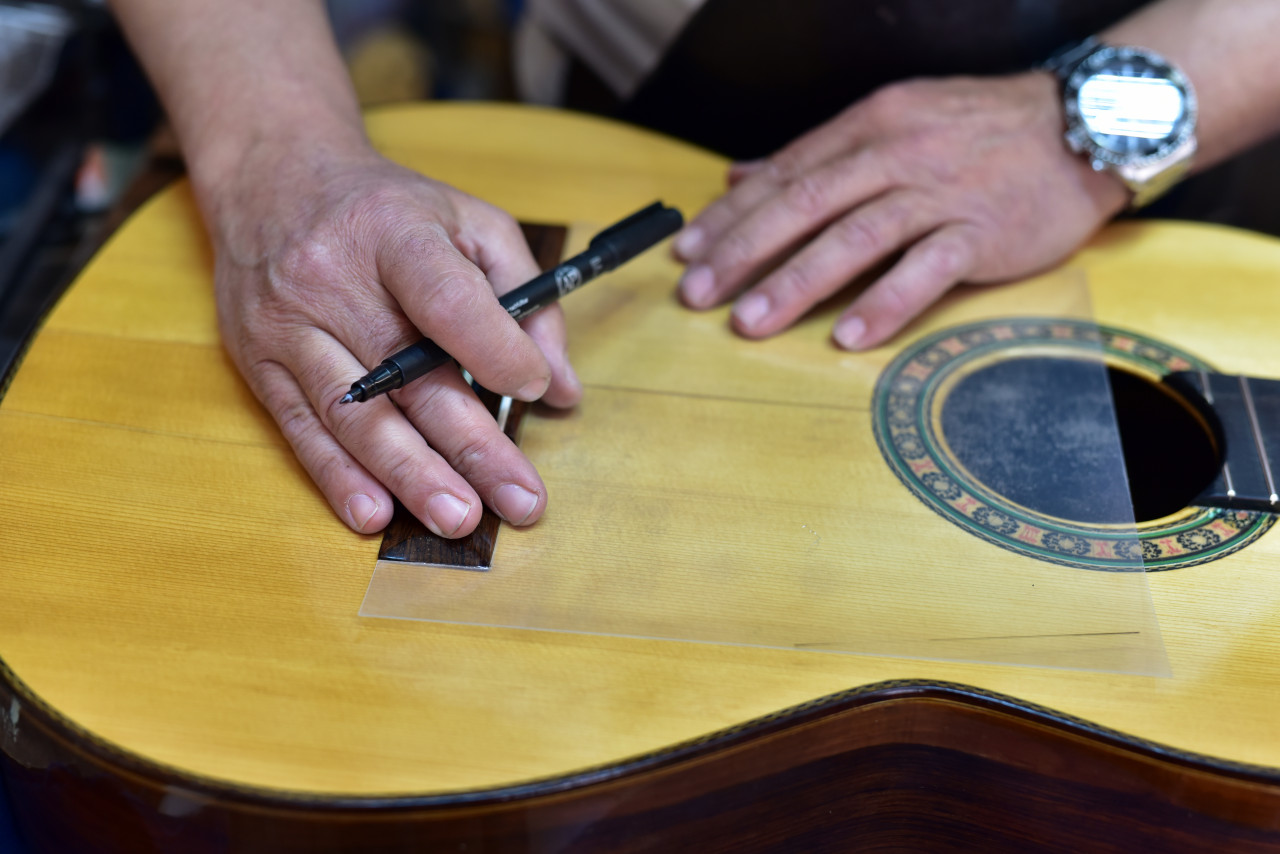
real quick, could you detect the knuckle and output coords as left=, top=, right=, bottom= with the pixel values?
left=307, top=446, right=357, bottom=495
left=772, top=261, right=823, bottom=303
left=350, top=184, right=413, bottom=224
left=380, top=452, right=431, bottom=498
left=922, top=236, right=971, bottom=280
left=275, top=395, right=314, bottom=442
left=481, top=202, right=521, bottom=235
left=298, top=344, right=347, bottom=393
left=418, top=269, right=487, bottom=319
left=830, top=214, right=884, bottom=258
left=396, top=385, right=504, bottom=479
left=388, top=225, right=452, bottom=272
left=866, top=82, right=913, bottom=121
left=765, top=149, right=802, bottom=183
left=392, top=375, right=451, bottom=423
left=446, top=425, right=501, bottom=476
left=714, top=229, right=759, bottom=271
left=273, top=237, right=338, bottom=287
left=456, top=202, right=523, bottom=259
left=319, top=382, right=361, bottom=431
left=783, top=174, right=830, bottom=218
left=876, top=275, right=914, bottom=321
left=251, top=240, right=359, bottom=332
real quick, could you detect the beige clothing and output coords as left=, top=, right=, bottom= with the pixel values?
left=514, top=0, right=704, bottom=104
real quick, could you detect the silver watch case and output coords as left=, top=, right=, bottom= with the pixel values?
left=1060, top=44, right=1198, bottom=207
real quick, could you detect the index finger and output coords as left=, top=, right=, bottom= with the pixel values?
left=459, top=206, right=582, bottom=408
left=672, top=100, right=877, bottom=264
left=375, top=222, right=552, bottom=403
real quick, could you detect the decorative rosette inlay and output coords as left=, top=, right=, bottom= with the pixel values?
left=872, top=318, right=1274, bottom=571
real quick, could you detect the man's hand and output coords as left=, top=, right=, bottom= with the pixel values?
left=110, top=0, right=587, bottom=538
left=211, top=140, right=581, bottom=536
left=672, top=72, right=1129, bottom=349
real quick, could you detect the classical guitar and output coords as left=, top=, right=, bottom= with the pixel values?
left=3, top=104, right=1280, bottom=852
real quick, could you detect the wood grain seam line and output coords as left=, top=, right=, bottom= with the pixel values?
left=0, top=409, right=285, bottom=451
left=539, top=479, right=862, bottom=515
left=792, top=631, right=1146, bottom=649
left=925, top=631, right=1144, bottom=641
left=24, top=327, right=224, bottom=348
left=582, top=382, right=871, bottom=412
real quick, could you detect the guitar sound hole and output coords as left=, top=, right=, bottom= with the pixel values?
left=940, top=358, right=1221, bottom=525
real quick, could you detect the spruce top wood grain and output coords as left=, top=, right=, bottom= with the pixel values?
left=2, top=106, right=1280, bottom=844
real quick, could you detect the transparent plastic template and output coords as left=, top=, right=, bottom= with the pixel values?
left=362, top=264, right=1168, bottom=676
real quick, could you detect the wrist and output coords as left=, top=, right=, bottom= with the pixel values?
left=1018, top=69, right=1131, bottom=220
left=187, top=100, right=371, bottom=207
left=1041, top=39, right=1198, bottom=210
left=187, top=108, right=379, bottom=256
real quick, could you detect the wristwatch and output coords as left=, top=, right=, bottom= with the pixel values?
left=1044, top=38, right=1197, bottom=208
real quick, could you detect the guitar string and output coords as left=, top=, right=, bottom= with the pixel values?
left=1238, top=374, right=1277, bottom=505
left=1196, top=369, right=1236, bottom=499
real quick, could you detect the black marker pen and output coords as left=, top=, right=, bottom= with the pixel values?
left=339, top=201, right=683, bottom=404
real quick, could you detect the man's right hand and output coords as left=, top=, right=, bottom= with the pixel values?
left=207, top=140, right=582, bottom=537
left=111, top=0, right=581, bottom=537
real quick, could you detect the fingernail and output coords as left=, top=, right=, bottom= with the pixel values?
left=673, top=226, right=704, bottom=260
left=516, top=376, right=550, bottom=402
left=680, top=265, right=715, bottom=307
left=835, top=315, right=867, bottom=350
left=493, top=483, right=540, bottom=525
left=732, top=293, right=771, bottom=331
left=427, top=492, right=472, bottom=537
left=346, top=493, right=380, bottom=532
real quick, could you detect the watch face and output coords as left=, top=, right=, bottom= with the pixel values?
left=1065, top=46, right=1196, bottom=165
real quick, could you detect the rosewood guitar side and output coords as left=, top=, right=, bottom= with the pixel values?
left=5, top=675, right=1280, bottom=852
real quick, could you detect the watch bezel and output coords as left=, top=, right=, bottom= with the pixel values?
left=1061, top=44, right=1198, bottom=170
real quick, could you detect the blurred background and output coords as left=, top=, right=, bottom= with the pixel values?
left=0, top=0, right=519, bottom=376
